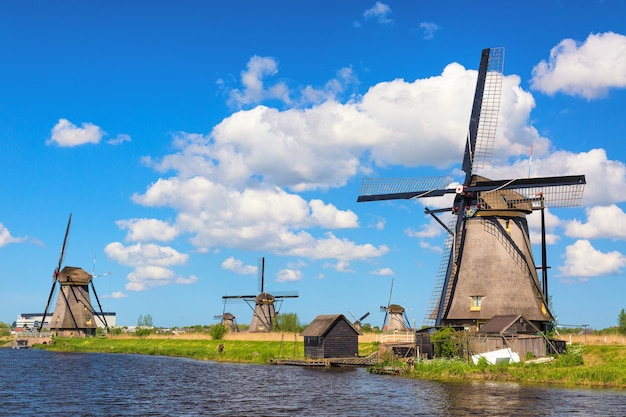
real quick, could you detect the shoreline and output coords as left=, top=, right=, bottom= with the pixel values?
left=14, top=332, right=626, bottom=390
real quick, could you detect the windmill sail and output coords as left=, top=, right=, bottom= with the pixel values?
left=357, top=48, right=586, bottom=332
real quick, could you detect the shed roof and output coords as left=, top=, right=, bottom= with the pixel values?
left=301, top=314, right=362, bottom=337
left=478, top=315, right=541, bottom=334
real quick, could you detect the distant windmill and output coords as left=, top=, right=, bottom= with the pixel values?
left=39, top=214, right=110, bottom=336
left=379, top=278, right=411, bottom=331
left=214, top=312, right=238, bottom=332
left=358, top=48, right=585, bottom=332
left=222, top=257, right=298, bottom=332
left=348, top=310, right=370, bottom=331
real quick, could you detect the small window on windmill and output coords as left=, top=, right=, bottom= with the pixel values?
left=470, top=296, right=482, bottom=311
left=86, top=318, right=92, bottom=325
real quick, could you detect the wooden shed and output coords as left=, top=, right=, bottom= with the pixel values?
left=470, top=314, right=549, bottom=358
left=301, top=314, right=361, bottom=359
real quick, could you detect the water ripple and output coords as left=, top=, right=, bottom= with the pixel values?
left=2, top=349, right=626, bottom=416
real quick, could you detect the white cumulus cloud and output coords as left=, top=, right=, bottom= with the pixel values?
left=363, top=2, right=393, bottom=25
left=47, top=118, right=105, bottom=147
left=276, top=268, right=303, bottom=282
left=531, top=32, right=626, bottom=99
left=559, top=239, right=626, bottom=280
left=221, top=257, right=258, bottom=275
left=104, top=242, right=191, bottom=291
left=370, top=267, right=394, bottom=276
left=0, top=223, right=26, bottom=247
left=116, top=218, right=179, bottom=242
left=564, top=205, right=626, bottom=240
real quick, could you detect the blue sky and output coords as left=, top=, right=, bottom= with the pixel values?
left=2, top=1, right=626, bottom=330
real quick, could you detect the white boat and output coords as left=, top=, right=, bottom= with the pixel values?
left=472, top=347, right=520, bottom=365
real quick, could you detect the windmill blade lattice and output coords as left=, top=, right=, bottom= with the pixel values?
left=358, top=176, right=454, bottom=202
left=470, top=47, right=504, bottom=173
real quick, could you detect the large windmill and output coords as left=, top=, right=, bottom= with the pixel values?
left=357, top=48, right=585, bottom=332
left=222, top=257, right=298, bottom=332
left=39, top=214, right=110, bottom=336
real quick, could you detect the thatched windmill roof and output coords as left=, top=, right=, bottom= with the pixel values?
left=254, top=292, right=275, bottom=304
left=387, top=304, right=405, bottom=314
left=57, top=266, right=92, bottom=285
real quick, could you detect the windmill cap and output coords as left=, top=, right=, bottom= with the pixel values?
left=388, top=304, right=405, bottom=313
left=255, top=292, right=275, bottom=303
left=58, top=266, right=92, bottom=284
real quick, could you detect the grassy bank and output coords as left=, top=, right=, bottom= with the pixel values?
left=32, top=336, right=626, bottom=389
left=374, top=344, right=626, bottom=389
left=35, top=335, right=379, bottom=365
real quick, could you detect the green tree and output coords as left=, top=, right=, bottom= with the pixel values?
left=274, top=312, right=303, bottom=332
left=618, top=309, right=626, bottom=335
left=136, top=314, right=154, bottom=338
left=360, top=323, right=373, bottom=333
left=137, top=314, right=154, bottom=328
left=430, top=326, right=463, bottom=358
left=0, top=322, right=10, bottom=337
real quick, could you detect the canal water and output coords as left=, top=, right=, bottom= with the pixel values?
left=1, top=349, right=625, bottom=416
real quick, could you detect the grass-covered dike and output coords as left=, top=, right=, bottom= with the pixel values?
left=35, top=334, right=379, bottom=365
left=32, top=335, right=626, bottom=389
left=373, top=343, right=626, bottom=389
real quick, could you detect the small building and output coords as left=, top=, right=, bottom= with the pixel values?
left=415, top=327, right=437, bottom=359
left=471, top=314, right=552, bottom=358
left=17, top=312, right=117, bottom=331
left=301, top=314, right=361, bottom=359
left=478, top=314, right=541, bottom=336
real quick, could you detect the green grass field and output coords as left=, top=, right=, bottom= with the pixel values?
left=36, top=336, right=379, bottom=365
left=377, top=344, right=626, bottom=388
left=33, top=337, right=626, bottom=388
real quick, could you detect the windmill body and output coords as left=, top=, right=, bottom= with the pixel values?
left=435, top=180, right=549, bottom=329
left=219, top=312, right=238, bottom=332
left=379, top=279, right=411, bottom=331
left=248, top=292, right=276, bottom=332
left=358, top=48, right=585, bottom=332
left=49, top=266, right=98, bottom=337
left=384, top=304, right=410, bottom=332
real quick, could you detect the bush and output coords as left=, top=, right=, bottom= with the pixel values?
left=135, top=328, right=151, bottom=338
left=476, top=356, right=489, bottom=368
left=110, top=327, right=123, bottom=336
left=431, top=326, right=462, bottom=359
left=556, top=344, right=584, bottom=366
left=209, top=324, right=228, bottom=340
